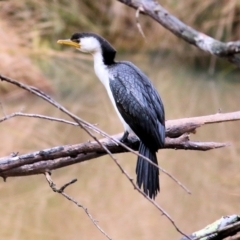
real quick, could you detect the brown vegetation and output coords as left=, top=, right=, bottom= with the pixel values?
left=1, top=1, right=239, bottom=53
left=0, top=21, right=52, bottom=99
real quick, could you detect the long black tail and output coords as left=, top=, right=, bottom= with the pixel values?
left=136, top=142, right=159, bottom=199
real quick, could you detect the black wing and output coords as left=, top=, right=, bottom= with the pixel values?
left=109, top=62, right=165, bottom=151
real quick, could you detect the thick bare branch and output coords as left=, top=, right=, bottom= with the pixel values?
left=1, top=110, right=238, bottom=177
left=117, top=0, right=240, bottom=67
left=0, top=137, right=228, bottom=178
left=168, top=111, right=240, bottom=126
left=180, top=215, right=240, bottom=240
left=166, top=111, right=240, bottom=137
left=0, top=123, right=232, bottom=177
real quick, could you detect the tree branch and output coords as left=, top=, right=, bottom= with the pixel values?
left=1, top=110, right=239, bottom=177
left=117, top=0, right=240, bottom=67
left=180, top=215, right=240, bottom=240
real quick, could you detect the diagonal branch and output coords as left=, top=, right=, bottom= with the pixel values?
left=44, top=172, right=112, bottom=240
left=0, top=73, right=190, bottom=237
left=117, top=0, right=240, bottom=67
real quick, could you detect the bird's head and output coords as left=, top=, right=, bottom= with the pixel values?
left=57, top=32, right=116, bottom=65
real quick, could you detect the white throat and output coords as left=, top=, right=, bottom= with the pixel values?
left=93, top=51, right=110, bottom=88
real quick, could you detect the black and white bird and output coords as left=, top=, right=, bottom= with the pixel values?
left=57, top=33, right=165, bottom=199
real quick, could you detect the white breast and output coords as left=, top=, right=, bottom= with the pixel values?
left=93, top=52, right=132, bottom=133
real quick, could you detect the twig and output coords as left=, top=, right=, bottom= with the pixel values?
left=0, top=111, right=78, bottom=126
left=107, top=158, right=190, bottom=239
left=136, top=6, right=146, bottom=39
left=44, top=172, right=112, bottom=240
left=0, top=102, right=6, bottom=116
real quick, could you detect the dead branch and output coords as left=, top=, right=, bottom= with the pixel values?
left=1, top=109, right=238, bottom=177
left=1, top=110, right=239, bottom=177
left=180, top=215, right=240, bottom=240
left=44, top=172, right=112, bottom=240
left=117, top=0, right=240, bottom=67
left=0, top=134, right=228, bottom=175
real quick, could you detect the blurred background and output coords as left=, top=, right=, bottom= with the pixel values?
left=0, top=0, right=240, bottom=239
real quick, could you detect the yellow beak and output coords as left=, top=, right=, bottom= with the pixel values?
left=57, top=39, right=80, bottom=48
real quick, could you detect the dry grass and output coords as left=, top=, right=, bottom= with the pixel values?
left=0, top=55, right=240, bottom=240
left=0, top=0, right=239, bottom=57
left=0, top=20, right=53, bottom=99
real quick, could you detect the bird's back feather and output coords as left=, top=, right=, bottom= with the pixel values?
left=109, top=61, right=165, bottom=151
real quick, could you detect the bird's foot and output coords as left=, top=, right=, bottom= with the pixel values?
left=120, top=131, right=129, bottom=143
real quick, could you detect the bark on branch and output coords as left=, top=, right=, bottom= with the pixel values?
left=1, top=111, right=239, bottom=178
left=117, top=0, right=240, bottom=67
left=180, top=215, right=240, bottom=240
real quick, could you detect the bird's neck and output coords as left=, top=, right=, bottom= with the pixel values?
left=93, top=47, right=116, bottom=66
left=93, top=51, right=111, bottom=87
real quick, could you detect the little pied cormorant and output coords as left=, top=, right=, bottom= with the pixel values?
left=57, top=33, right=165, bottom=199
